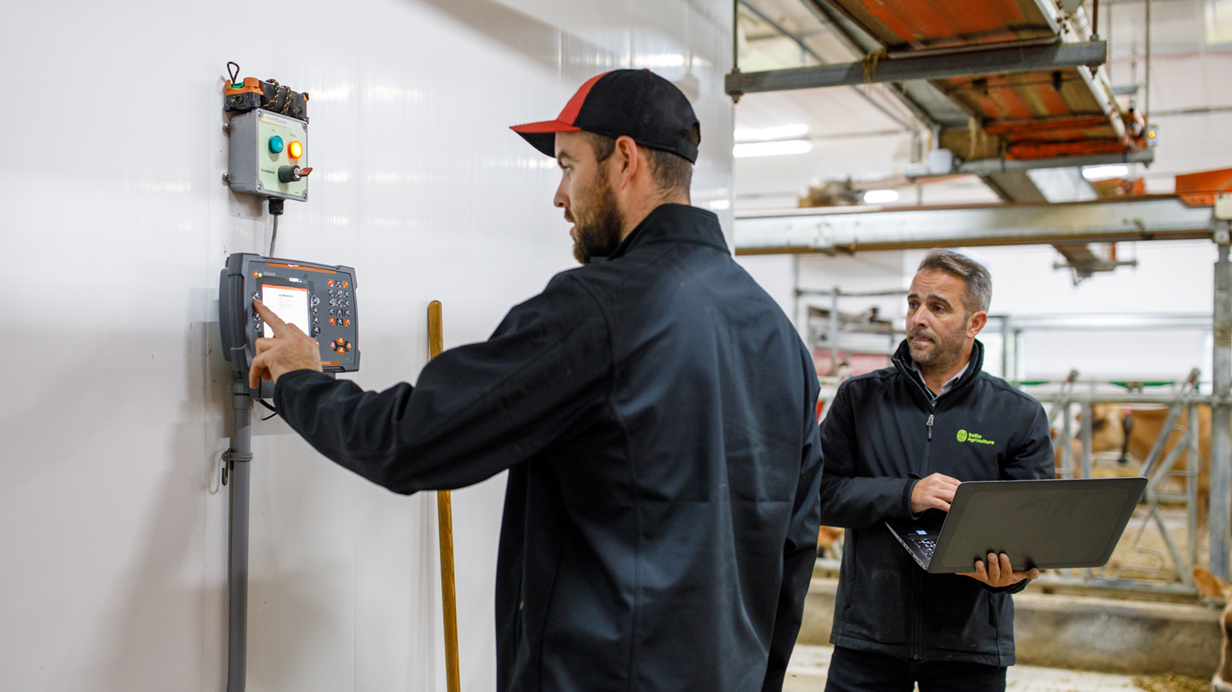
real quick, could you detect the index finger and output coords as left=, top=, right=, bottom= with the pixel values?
left=253, top=299, right=290, bottom=337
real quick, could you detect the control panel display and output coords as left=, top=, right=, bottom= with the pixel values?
left=260, top=283, right=309, bottom=338
left=220, top=253, right=359, bottom=397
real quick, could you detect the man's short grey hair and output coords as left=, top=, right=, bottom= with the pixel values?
left=917, top=249, right=992, bottom=315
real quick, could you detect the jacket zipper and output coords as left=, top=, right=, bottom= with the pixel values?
left=915, top=408, right=935, bottom=661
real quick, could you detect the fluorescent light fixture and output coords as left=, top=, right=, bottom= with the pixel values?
left=733, top=124, right=809, bottom=142
left=1081, top=164, right=1129, bottom=180
left=636, top=53, right=686, bottom=68
left=708, top=199, right=731, bottom=210
left=863, top=189, right=900, bottom=204
left=733, top=140, right=813, bottom=158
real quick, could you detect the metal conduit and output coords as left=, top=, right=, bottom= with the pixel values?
left=226, top=377, right=253, bottom=692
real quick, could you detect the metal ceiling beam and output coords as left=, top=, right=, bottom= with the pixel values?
left=726, top=40, right=1106, bottom=96
left=909, top=148, right=1155, bottom=179
left=735, top=0, right=910, bottom=129
left=733, top=196, right=1213, bottom=255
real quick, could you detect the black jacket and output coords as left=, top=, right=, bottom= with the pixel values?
left=818, top=340, right=1051, bottom=666
left=274, top=204, right=824, bottom=692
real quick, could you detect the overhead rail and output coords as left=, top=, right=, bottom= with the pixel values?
left=908, top=149, right=1154, bottom=179
left=741, top=0, right=1148, bottom=166
left=725, top=40, right=1105, bottom=95
left=734, top=195, right=1216, bottom=255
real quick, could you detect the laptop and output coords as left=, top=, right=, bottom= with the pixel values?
left=885, top=477, right=1147, bottom=574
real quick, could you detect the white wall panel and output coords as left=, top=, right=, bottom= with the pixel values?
left=0, top=1, right=733, bottom=690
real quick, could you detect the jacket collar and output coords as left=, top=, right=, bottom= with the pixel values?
left=892, top=338, right=985, bottom=403
left=603, top=204, right=728, bottom=261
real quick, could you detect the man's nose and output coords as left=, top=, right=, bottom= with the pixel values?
left=554, top=181, right=568, bottom=208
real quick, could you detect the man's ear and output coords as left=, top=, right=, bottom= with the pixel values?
left=967, top=311, right=988, bottom=338
left=612, top=136, right=640, bottom=189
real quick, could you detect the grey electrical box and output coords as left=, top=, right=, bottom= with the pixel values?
left=227, top=109, right=309, bottom=202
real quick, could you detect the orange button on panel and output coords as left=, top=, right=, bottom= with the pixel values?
left=336, top=338, right=345, bottom=345
left=346, top=342, right=352, bottom=351
left=342, top=281, right=349, bottom=288
left=327, top=279, right=335, bottom=287
left=329, top=318, right=336, bottom=326
left=344, top=319, right=351, bottom=327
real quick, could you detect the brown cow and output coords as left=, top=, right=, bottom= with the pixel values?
left=1193, top=566, right=1232, bottom=692
left=1051, top=404, right=1131, bottom=476
left=1062, top=404, right=1219, bottom=534
left=817, top=525, right=844, bottom=559
left=1119, top=405, right=1215, bottom=535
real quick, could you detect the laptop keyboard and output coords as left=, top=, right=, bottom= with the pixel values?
left=909, top=535, right=937, bottom=558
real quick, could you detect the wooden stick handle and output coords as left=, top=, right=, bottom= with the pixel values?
left=428, top=301, right=444, bottom=360
left=428, top=300, right=461, bottom=692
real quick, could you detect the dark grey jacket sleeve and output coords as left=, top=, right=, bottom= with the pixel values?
left=273, top=273, right=611, bottom=494
left=763, top=371, right=824, bottom=691
left=817, top=383, right=916, bottom=528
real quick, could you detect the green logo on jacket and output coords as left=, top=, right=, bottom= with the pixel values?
left=957, top=429, right=995, bottom=445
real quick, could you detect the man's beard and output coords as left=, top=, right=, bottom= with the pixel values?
left=569, top=176, right=624, bottom=264
left=907, top=320, right=966, bottom=372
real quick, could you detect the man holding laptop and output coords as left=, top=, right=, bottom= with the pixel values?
left=819, top=250, right=1052, bottom=691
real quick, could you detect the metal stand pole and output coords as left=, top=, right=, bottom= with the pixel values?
left=226, top=376, right=253, bottom=692
left=1000, top=318, right=1011, bottom=380
left=1211, top=234, right=1232, bottom=580
left=1188, top=403, right=1200, bottom=572
left=1061, top=400, right=1074, bottom=480
left=1080, top=401, right=1094, bottom=479
left=829, top=287, right=840, bottom=375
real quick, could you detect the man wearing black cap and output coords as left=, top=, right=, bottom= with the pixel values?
left=250, top=69, right=823, bottom=692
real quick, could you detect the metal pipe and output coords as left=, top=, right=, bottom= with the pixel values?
left=1081, top=401, right=1094, bottom=478
left=792, top=256, right=802, bottom=337
left=1211, top=235, right=1232, bottom=580
left=732, top=0, right=739, bottom=75
left=983, top=312, right=1210, bottom=331
left=1188, top=403, right=1200, bottom=571
left=226, top=377, right=253, bottom=692
left=1061, top=401, right=1074, bottom=479
left=1001, top=317, right=1011, bottom=380
left=938, top=149, right=1155, bottom=177
left=830, top=288, right=840, bottom=375
left=1029, top=392, right=1222, bottom=406
left=734, top=195, right=1215, bottom=255
left=1144, top=0, right=1151, bottom=126
left=796, top=288, right=909, bottom=298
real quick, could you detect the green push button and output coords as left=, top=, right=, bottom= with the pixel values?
left=268, top=136, right=285, bottom=154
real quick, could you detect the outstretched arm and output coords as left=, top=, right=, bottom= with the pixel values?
left=267, top=274, right=612, bottom=494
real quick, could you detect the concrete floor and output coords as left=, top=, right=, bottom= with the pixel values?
left=785, top=645, right=1145, bottom=692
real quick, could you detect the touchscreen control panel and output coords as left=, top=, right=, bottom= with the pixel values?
left=219, top=252, right=359, bottom=397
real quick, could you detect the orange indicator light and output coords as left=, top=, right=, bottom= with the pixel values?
left=288, top=140, right=303, bottom=159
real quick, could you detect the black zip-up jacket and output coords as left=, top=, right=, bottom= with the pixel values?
left=818, top=339, right=1051, bottom=666
left=274, top=204, right=824, bottom=692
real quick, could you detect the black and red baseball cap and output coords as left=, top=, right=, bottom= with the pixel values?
left=511, top=69, right=700, bottom=163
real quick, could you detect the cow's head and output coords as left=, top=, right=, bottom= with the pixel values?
left=1194, top=566, right=1232, bottom=691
